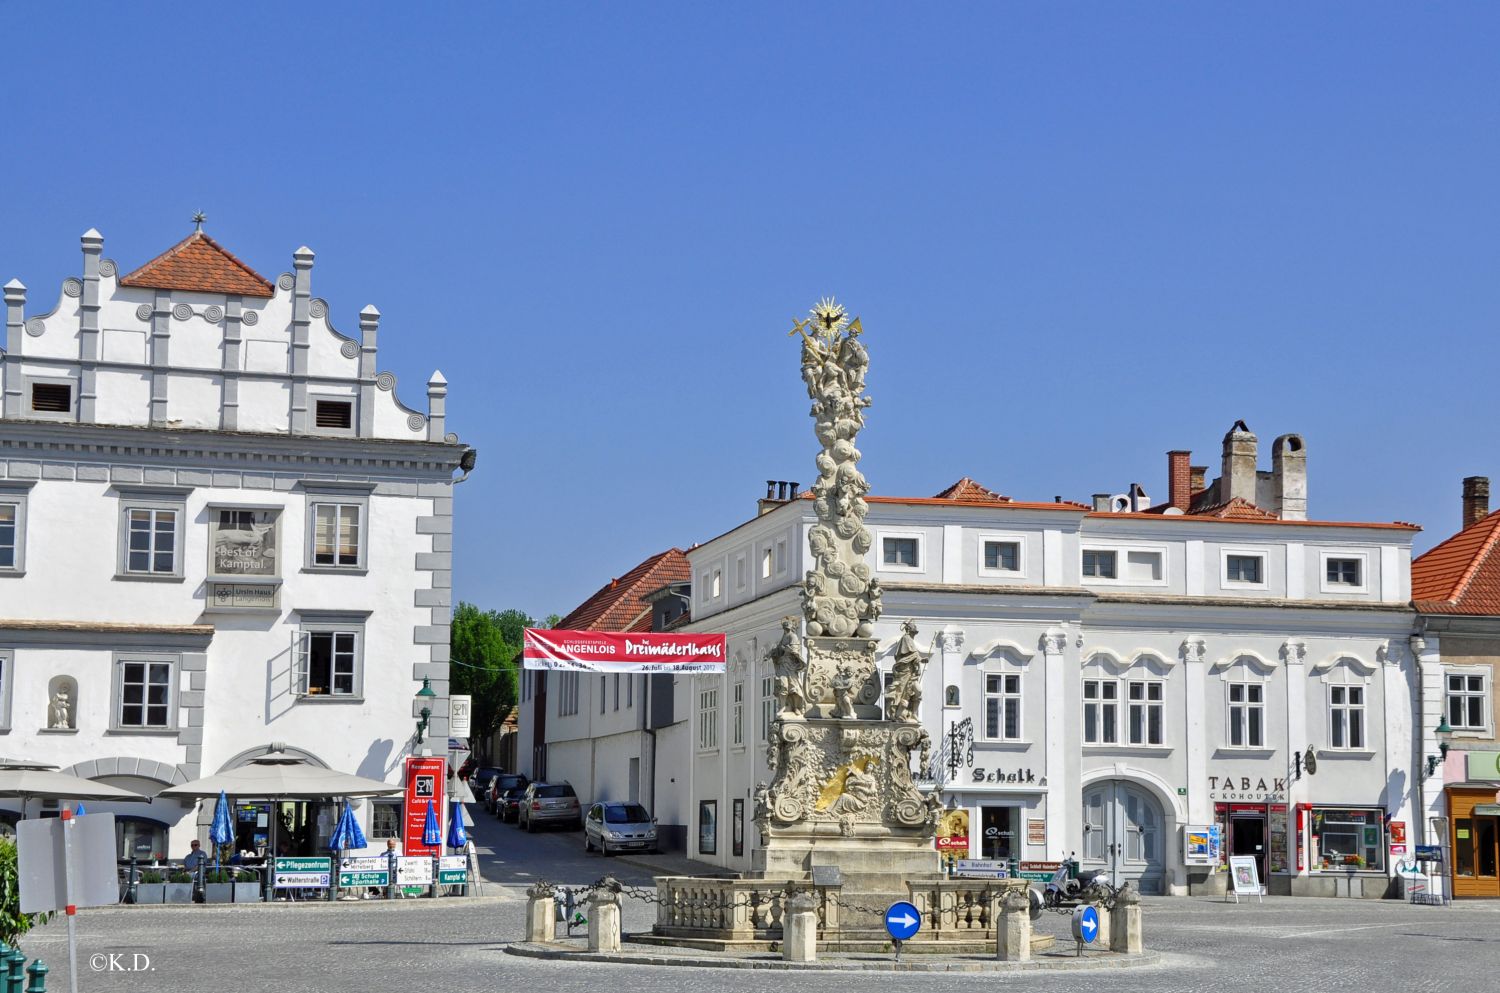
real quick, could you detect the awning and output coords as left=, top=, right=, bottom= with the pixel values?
left=1474, top=804, right=1500, bottom=816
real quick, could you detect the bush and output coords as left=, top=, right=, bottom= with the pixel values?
left=167, top=871, right=193, bottom=884
left=0, top=838, right=52, bottom=949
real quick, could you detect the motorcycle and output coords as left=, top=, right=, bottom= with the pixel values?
left=1043, top=854, right=1111, bottom=907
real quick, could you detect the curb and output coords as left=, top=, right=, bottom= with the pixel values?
left=504, top=941, right=1166, bottom=973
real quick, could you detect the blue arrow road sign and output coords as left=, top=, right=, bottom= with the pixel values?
left=1072, top=905, right=1099, bottom=943
left=885, top=900, right=922, bottom=941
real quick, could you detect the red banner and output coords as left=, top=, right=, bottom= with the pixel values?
left=403, top=756, right=446, bottom=857
left=523, top=628, right=726, bottom=672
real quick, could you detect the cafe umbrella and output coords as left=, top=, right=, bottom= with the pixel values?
left=329, top=799, right=367, bottom=852
left=209, top=791, right=235, bottom=869
left=422, top=801, right=441, bottom=848
left=445, top=799, right=466, bottom=850
left=0, top=759, right=150, bottom=819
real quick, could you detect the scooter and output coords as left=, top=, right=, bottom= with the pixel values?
left=1043, top=854, right=1109, bottom=907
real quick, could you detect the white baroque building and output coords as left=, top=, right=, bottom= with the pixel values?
left=676, top=427, right=1423, bottom=897
left=0, top=227, right=469, bottom=860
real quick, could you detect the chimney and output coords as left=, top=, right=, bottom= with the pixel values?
left=1167, top=451, right=1192, bottom=512
left=1463, top=476, right=1490, bottom=529
left=759, top=479, right=799, bottom=516
left=1271, top=434, right=1307, bottom=520
left=1092, top=493, right=1112, bottom=512
left=1222, top=420, right=1258, bottom=504
left=1190, top=465, right=1208, bottom=498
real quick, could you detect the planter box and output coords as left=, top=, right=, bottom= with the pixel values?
left=203, top=883, right=234, bottom=904
left=134, top=884, right=166, bottom=905
left=163, top=883, right=194, bottom=904
left=232, top=882, right=261, bottom=903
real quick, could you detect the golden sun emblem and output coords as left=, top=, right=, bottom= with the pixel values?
left=810, top=297, right=848, bottom=334
left=790, top=296, right=861, bottom=349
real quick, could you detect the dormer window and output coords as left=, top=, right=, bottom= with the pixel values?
left=314, top=399, right=353, bottom=431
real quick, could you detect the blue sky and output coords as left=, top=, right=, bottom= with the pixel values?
left=3, top=3, right=1498, bottom=619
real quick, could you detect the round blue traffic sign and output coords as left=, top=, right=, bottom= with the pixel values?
left=885, top=900, right=922, bottom=941
left=1071, top=904, right=1100, bottom=943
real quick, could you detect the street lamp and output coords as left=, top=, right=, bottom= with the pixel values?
left=1425, top=714, right=1453, bottom=779
left=415, top=676, right=436, bottom=744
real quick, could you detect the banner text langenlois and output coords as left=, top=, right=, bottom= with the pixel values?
left=523, top=629, right=727, bottom=672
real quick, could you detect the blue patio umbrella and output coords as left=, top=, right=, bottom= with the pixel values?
left=446, top=799, right=466, bottom=850
left=328, top=798, right=367, bottom=853
left=74, top=802, right=86, bottom=816
left=422, top=801, right=441, bottom=848
left=209, top=791, right=234, bottom=868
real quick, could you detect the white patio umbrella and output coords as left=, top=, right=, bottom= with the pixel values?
left=0, top=758, right=152, bottom=817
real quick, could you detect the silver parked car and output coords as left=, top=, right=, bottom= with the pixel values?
left=583, top=802, right=658, bottom=856
left=519, top=782, right=582, bottom=832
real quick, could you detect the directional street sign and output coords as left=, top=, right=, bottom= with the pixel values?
left=1071, top=904, right=1100, bottom=944
left=885, top=900, right=922, bottom=941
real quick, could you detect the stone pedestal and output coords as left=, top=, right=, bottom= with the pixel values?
left=1092, top=902, right=1112, bottom=950
left=1110, top=884, right=1143, bottom=954
left=995, top=890, right=1031, bottom=961
left=783, top=890, right=819, bottom=962
left=524, top=884, right=555, bottom=943
left=587, top=880, right=622, bottom=953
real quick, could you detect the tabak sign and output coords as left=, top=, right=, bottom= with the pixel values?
left=524, top=629, right=727, bottom=673
left=403, top=756, right=446, bottom=857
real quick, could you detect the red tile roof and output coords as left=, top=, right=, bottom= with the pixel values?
left=119, top=232, right=275, bottom=298
left=1188, top=497, right=1281, bottom=521
left=556, top=548, right=691, bottom=632
left=1412, top=511, right=1500, bottom=613
left=932, top=478, right=1011, bottom=503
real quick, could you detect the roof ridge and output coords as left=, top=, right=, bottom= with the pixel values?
left=119, top=231, right=275, bottom=298
left=1436, top=511, right=1500, bottom=605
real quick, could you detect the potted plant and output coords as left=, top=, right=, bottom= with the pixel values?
left=203, top=869, right=235, bottom=904
left=231, top=867, right=261, bottom=904
left=163, top=870, right=194, bottom=904
left=135, top=869, right=166, bottom=905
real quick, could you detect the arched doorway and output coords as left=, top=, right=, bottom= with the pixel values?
left=1081, top=780, right=1165, bottom=894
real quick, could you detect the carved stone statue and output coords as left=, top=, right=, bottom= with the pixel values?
left=884, top=620, right=930, bottom=722
left=48, top=687, right=73, bottom=730
left=768, top=617, right=809, bottom=717
left=830, top=666, right=856, bottom=720
left=828, top=763, right=877, bottom=817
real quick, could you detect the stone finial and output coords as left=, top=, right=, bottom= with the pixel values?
left=427, top=370, right=447, bottom=390
left=81, top=228, right=104, bottom=249
left=359, top=305, right=381, bottom=331
left=293, top=246, right=316, bottom=267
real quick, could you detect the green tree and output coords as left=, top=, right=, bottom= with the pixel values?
left=451, top=604, right=552, bottom=746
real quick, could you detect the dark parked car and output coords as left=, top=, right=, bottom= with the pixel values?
left=484, top=773, right=529, bottom=814
left=468, top=766, right=502, bottom=801
left=495, top=786, right=527, bottom=823
left=518, top=782, right=581, bottom=832
left=584, top=802, right=658, bottom=856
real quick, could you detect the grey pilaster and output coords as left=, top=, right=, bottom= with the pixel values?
left=426, top=370, right=447, bottom=442
left=222, top=296, right=242, bottom=430
left=2, top=279, right=24, bottom=418
left=78, top=229, right=103, bottom=422
left=150, top=289, right=170, bottom=425
left=289, top=246, right=314, bottom=434
left=358, top=305, right=379, bottom=437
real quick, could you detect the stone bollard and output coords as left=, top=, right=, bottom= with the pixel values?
left=782, top=888, right=819, bottom=963
left=587, top=877, right=623, bottom=953
left=1110, top=883, right=1142, bottom=954
left=995, top=887, right=1031, bottom=962
left=525, top=883, right=557, bottom=943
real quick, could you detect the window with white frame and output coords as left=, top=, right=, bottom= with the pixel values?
left=983, top=673, right=1022, bottom=740
left=1328, top=677, right=1366, bottom=750
left=0, top=483, right=29, bottom=574
left=370, top=800, right=402, bottom=839
left=115, top=487, right=188, bottom=579
left=113, top=656, right=175, bottom=729
left=293, top=624, right=364, bottom=698
left=1447, top=671, right=1490, bottom=732
left=760, top=671, right=774, bottom=740
left=699, top=687, right=719, bottom=750
left=1083, top=679, right=1118, bottom=743
left=761, top=548, right=773, bottom=579
left=983, top=541, right=1020, bottom=572
left=732, top=682, right=744, bottom=747
left=1325, top=557, right=1362, bottom=587
left=1082, top=550, right=1116, bottom=579
left=1225, top=554, right=1263, bottom=584
left=1127, top=679, right=1164, bottom=745
left=883, top=536, right=920, bottom=568
left=311, top=502, right=363, bottom=568
left=1227, top=678, right=1265, bottom=747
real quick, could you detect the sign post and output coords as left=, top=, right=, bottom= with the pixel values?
left=1071, top=904, right=1100, bottom=955
left=884, top=900, right=921, bottom=962
left=18, top=810, right=118, bottom=993
left=403, top=755, right=447, bottom=857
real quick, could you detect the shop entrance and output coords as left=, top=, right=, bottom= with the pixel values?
left=1230, top=810, right=1267, bottom=885
left=980, top=806, right=1017, bottom=861
left=1081, top=780, right=1165, bottom=894
left=1450, top=788, right=1500, bottom=899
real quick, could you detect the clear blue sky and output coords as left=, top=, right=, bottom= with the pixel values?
left=4, top=3, right=1498, bottom=620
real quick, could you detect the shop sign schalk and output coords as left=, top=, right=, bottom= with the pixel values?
left=971, top=767, right=1038, bottom=785
left=1208, top=775, right=1286, bottom=802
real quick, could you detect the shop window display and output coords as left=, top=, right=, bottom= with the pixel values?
left=1312, top=807, right=1384, bottom=871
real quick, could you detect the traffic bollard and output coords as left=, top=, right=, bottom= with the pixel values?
left=1110, top=883, right=1142, bottom=954
left=24, top=959, right=46, bottom=993
left=782, top=888, right=818, bottom=963
left=995, top=888, right=1031, bottom=962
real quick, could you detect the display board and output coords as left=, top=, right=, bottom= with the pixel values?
left=1226, top=855, right=1263, bottom=903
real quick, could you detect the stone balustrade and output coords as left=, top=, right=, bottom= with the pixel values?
left=905, top=878, right=1030, bottom=938
left=653, top=877, right=840, bottom=940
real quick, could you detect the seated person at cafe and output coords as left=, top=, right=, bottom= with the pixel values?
left=183, top=839, right=209, bottom=873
